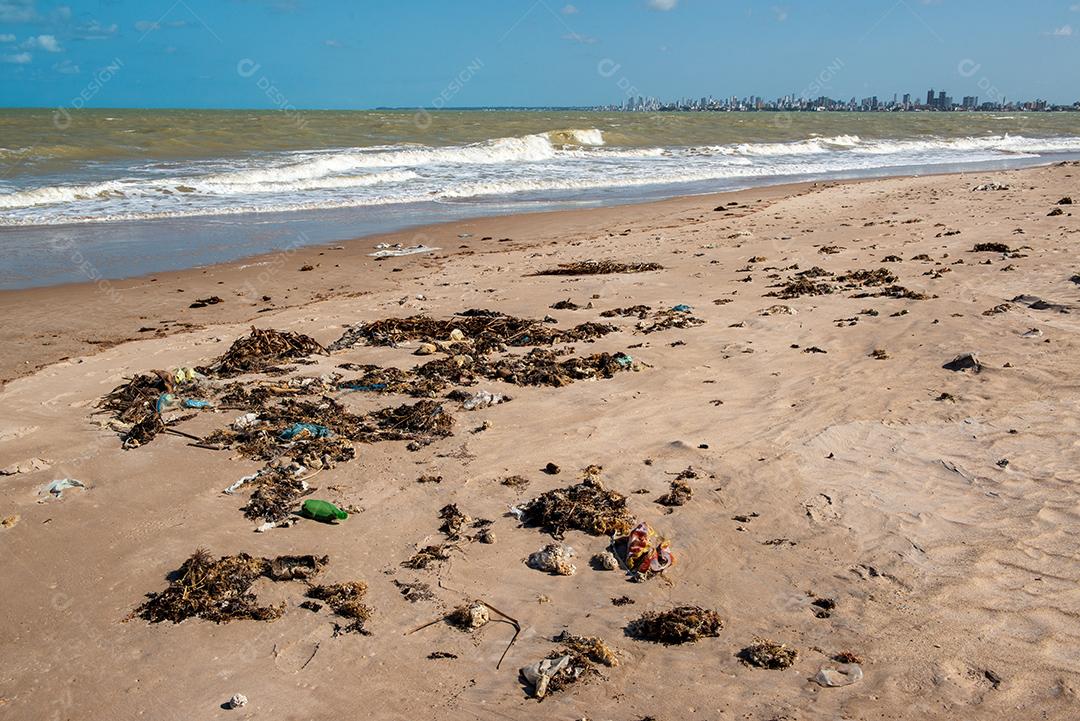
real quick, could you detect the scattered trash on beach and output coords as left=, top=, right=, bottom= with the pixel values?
left=529, top=260, right=664, bottom=276
left=738, top=638, right=799, bottom=669
left=815, top=663, right=863, bottom=687
left=627, top=606, right=723, bottom=644
left=300, top=499, right=348, bottom=523
left=624, top=522, right=675, bottom=576
left=943, top=352, right=982, bottom=373
left=521, top=632, right=618, bottom=701
left=37, top=478, right=85, bottom=500
left=369, top=244, right=441, bottom=258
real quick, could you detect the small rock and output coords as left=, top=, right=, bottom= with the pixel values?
left=592, top=551, right=620, bottom=570
left=414, top=343, right=438, bottom=356
left=943, top=353, right=982, bottom=373
left=227, top=694, right=248, bottom=709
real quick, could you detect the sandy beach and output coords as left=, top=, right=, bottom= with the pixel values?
left=2, top=163, right=1079, bottom=720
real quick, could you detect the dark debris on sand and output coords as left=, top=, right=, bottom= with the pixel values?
left=738, top=638, right=799, bottom=669
left=516, top=467, right=635, bottom=539
left=203, top=327, right=327, bottom=377
left=306, top=581, right=373, bottom=635
left=530, top=260, right=664, bottom=276
left=134, top=550, right=328, bottom=624
left=480, top=349, right=633, bottom=387
left=627, top=606, right=724, bottom=644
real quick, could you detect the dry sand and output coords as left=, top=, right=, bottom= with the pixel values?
left=1, top=164, right=1079, bottom=720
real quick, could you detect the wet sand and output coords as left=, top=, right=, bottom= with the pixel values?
left=1, top=164, right=1079, bottom=720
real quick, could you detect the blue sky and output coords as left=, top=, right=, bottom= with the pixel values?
left=1, top=0, right=1078, bottom=108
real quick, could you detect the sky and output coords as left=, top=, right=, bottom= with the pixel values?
left=0, top=0, right=1078, bottom=109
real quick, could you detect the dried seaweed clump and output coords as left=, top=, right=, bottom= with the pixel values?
left=401, top=544, right=453, bottom=570
left=307, top=582, right=372, bottom=635
left=134, top=549, right=326, bottom=624
left=768, top=277, right=834, bottom=299
left=337, top=364, right=416, bottom=394
left=516, top=469, right=635, bottom=538
left=635, top=309, right=706, bottom=335
left=656, top=479, right=693, bottom=507
left=851, top=285, right=929, bottom=300
left=738, top=638, right=799, bottom=669
left=627, top=605, right=724, bottom=644
left=204, top=327, right=327, bottom=377
left=971, top=242, right=1013, bottom=253
left=835, top=268, right=898, bottom=288
left=242, top=466, right=311, bottom=523
left=359, top=400, right=454, bottom=444
left=601, top=305, right=651, bottom=318
left=99, top=370, right=204, bottom=448
left=530, top=260, right=664, bottom=276
left=480, top=349, right=633, bottom=387
left=329, top=313, right=615, bottom=355
left=522, top=634, right=618, bottom=701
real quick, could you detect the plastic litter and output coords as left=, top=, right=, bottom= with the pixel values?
left=224, top=470, right=263, bottom=495
left=182, top=399, right=213, bottom=409
left=232, top=412, right=261, bottom=430
left=672, top=304, right=693, bottom=313
left=300, top=499, right=348, bottom=523
left=462, top=390, right=509, bottom=411
left=174, top=367, right=200, bottom=384
left=38, top=478, right=86, bottom=499
left=369, top=244, right=440, bottom=258
left=155, top=393, right=174, bottom=412
left=814, top=663, right=863, bottom=687
left=279, top=423, right=331, bottom=441
left=341, top=382, right=389, bottom=392
left=521, top=655, right=571, bottom=700
left=625, top=522, right=674, bottom=575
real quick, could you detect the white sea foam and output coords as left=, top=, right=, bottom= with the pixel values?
left=2, top=129, right=1079, bottom=226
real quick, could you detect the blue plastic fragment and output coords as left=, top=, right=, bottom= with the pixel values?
left=672, top=304, right=693, bottom=313
left=182, top=399, right=213, bottom=409
left=279, top=423, right=332, bottom=440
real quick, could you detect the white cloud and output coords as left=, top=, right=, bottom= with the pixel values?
left=0, top=1, right=36, bottom=23
left=53, top=58, right=79, bottom=74
left=2, top=51, right=31, bottom=64
left=1047, top=24, right=1073, bottom=36
left=1072, top=4, right=1080, bottom=10
left=135, top=20, right=160, bottom=32
left=76, top=20, right=118, bottom=40
left=324, top=38, right=343, bottom=47
left=0, top=33, right=14, bottom=42
left=561, top=4, right=578, bottom=13
left=772, top=5, right=789, bottom=21
left=562, top=32, right=597, bottom=44
left=22, top=34, right=61, bottom=52
left=647, top=0, right=678, bottom=10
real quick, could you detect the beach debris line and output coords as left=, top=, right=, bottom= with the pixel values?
left=738, top=638, right=799, bottom=669
left=627, top=606, right=724, bottom=644
left=133, top=550, right=328, bottom=624
left=520, top=632, right=619, bottom=700
left=328, top=311, right=616, bottom=354
left=529, top=260, right=664, bottom=276
left=480, top=349, right=634, bottom=387
left=512, top=466, right=635, bottom=538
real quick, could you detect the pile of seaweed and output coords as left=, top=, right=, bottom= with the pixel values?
left=134, top=550, right=327, bottom=624
left=529, top=633, right=619, bottom=699
left=627, top=606, right=724, bottom=644
left=217, top=376, right=336, bottom=406
left=203, top=327, right=327, bottom=377
left=738, top=638, right=799, bottom=669
left=479, top=349, right=633, bottom=387
left=768, top=266, right=926, bottom=301
left=530, top=260, right=664, bottom=276
left=306, top=582, right=372, bottom=635
left=329, top=312, right=616, bottom=354
left=241, top=466, right=314, bottom=523
left=835, top=268, right=898, bottom=289
left=203, top=397, right=363, bottom=464
left=601, top=305, right=651, bottom=319
left=357, top=400, right=454, bottom=445
left=515, top=467, right=635, bottom=538
left=635, top=309, right=706, bottom=335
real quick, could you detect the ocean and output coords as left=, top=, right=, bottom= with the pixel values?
left=2, top=108, right=1079, bottom=288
